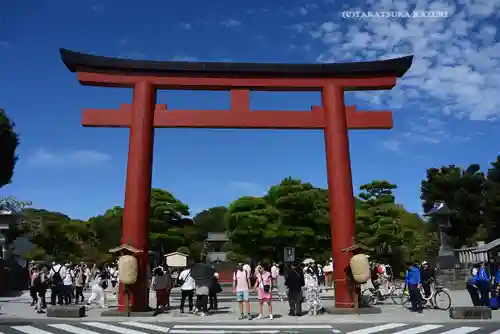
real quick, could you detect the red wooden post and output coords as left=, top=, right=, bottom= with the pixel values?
left=322, top=84, right=356, bottom=308
left=117, top=81, right=156, bottom=312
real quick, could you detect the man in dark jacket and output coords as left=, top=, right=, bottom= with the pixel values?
left=285, top=261, right=305, bottom=316
left=420, top=261, right=435, bottom=299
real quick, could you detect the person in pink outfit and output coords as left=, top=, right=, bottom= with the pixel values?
left=254, top=264, right=273, bottom=320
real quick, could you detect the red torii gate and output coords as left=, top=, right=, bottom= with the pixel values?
left=60, top=49, right=412, bottom=312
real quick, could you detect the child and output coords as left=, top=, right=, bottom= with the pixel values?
left=254, top=265, right=273, bottom=320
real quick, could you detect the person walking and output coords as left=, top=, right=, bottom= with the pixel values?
left=178, top=264, right=195, bottom=313
left=209, top=271, right=222, bottom=310
left=276, top=264, right=287, bottom=302
left=476, top=262, right=490, bottom=306
left=466, top=264, right=480, bottom=306
left=49, top=262, right=64, bottom=306
left=285, top=261, right=304, bottom=316
left=304, top=267, right=322, bottom=315
left=233, top=263, right=252, bottom=320
left=151, top=267, right=168, bottom=309
left=254, top=265, right=273, bottom=320
left=86, top=271, right=107, bottom=309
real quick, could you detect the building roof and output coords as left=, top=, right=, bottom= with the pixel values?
left=60, top=48, right=413, bottom=79
left=473, top=238, right=500, bottom=253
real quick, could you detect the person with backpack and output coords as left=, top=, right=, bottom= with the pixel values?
left=233, top=262, right=252, bottom=320
left=49, top=262, right=64, bottom=305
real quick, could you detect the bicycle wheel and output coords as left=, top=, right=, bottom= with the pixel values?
left=434, top=290, right=451, bottom=310
left=390, top=287, right=404, bottom=304
left=361, top=288, right=376, bottom=306
left=401, top=291, right=411, bottom=307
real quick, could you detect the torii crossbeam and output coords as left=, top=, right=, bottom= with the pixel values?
left=60, top=49, right=413, bottom=312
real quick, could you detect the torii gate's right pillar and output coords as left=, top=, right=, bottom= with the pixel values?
left=322, top=84, right=356, bottom=308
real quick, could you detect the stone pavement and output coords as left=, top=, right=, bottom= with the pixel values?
left=1, top=288, right=500, bottom=324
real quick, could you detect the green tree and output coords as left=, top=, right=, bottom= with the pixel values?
left=149, top=188, right=191, bottom=257
left=421, top=165, right=485, bottom=247
left=356, top=181, right=403, bottom=263
left=193, top=206, right=228, bottom=235
left=267, top=178, right=330, bottom=260
left=484, top=156, right=500, bottom=241
left=20, top=209, right=82, bottom=262
left=88, top=206, right=123, bottom=253
left=0, top=109, right=20, bottom=188
left=226, top=196, right=279, bottom=262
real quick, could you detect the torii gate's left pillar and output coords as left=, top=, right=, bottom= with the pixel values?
left=118, top=81, right=156, bottom=312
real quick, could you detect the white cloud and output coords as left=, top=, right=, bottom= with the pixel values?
left=228, top=181, right=266, bottom=195
left=180, top=23, right=192, bottom=30
left=28, top=149, right=112, bottom=167
left=220, top=19, right=242, bottom=28
left=0, top=41, right=10, bottom=48
left=381, top=139, right=401, bottom=151
left=294, top=0, right=500, bottom=121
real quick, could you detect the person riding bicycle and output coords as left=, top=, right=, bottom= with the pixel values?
left=420, top=261, right=435, bottom=299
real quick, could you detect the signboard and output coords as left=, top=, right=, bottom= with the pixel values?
left=165, top=252, right=188, bottom=267
left=284, top=247, right=295, bottom=262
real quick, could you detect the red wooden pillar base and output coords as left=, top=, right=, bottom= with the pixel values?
left=118, top=81, right=156, bottom=312
left=322, top=84, right=356, bottom=309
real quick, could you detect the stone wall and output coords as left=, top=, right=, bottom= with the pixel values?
left=436, top=268, right=470, bottom=290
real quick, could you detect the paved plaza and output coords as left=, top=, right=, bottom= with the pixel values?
left=1, top=288, right=500, bottom=334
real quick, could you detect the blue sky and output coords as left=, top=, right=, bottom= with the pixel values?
left=1, top=0, right=499, bottom=219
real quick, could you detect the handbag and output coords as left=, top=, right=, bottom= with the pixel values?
left=260, top=273, right=271, bottom=293
left=178, top=269, right=192, bottom=286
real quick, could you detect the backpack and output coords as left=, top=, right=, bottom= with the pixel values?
left=51, top=266, right=63, bottom=284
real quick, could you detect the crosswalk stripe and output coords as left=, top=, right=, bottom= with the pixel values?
left=487, top=330, right=500, bottom=334
left=48, top=324, right=101, bottom=334
left=12, top=326, right=54, bottom=334
left=120, top=322, right=171, bottom=332
left=346, top=323, right=408, bottom=334
left=173, top=325, right=333, bottom=329
left=392, top=325, right=444, bottom=334
left=439, top=327, right=481, bottom=334
left=169, top=331, right=279, bottom=334
left=82, top=322, right=149, bottom=334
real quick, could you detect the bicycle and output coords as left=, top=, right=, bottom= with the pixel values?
left=361, top=279, right=405, bottom=306
left=401, top=278, right=452, bottom=310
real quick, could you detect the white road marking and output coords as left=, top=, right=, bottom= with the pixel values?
left=391, top=325, right=444, bottom=334
left=439, top=327, right=481, bottom=334
left=346, top=323, right=407, bottom=334
left=332, top=330, right=342, bottom=333
left=48, top=324, right=101, bottom=334
left=169, top=331, right=278, bottom=334
left=121, top=322, right=170, bottom=332
left=12, top=326, right=54, bottom=334
left=487, top=330, right=500, bottom=334
left=172, top=325, right=333, bottom=329
left=83, top=322, right=149, bottom=334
